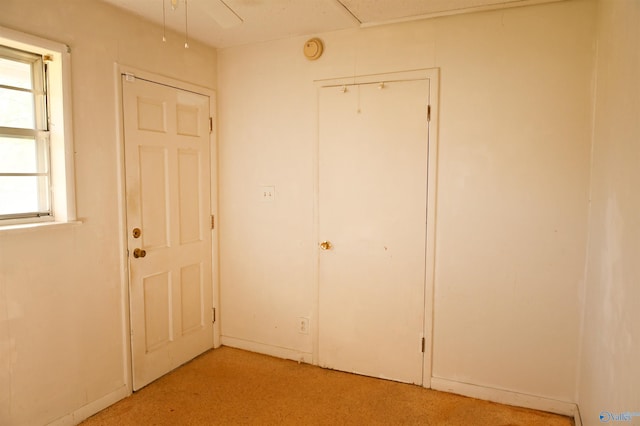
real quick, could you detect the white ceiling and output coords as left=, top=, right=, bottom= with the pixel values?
left=99, top=0, right=563, bottom=48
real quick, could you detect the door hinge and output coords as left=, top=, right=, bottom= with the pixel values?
left=209, top=117, right=213, bottom=134
left=427, top=105, right=431, bottom=122
left=421, top=337, right=425, bottom=353
left=211, top=214, right=215, bottom=230
left=124, top=72, right=136, bottom=82
left=212, top=307, right=216, bottom=323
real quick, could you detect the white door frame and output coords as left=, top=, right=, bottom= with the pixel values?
left=312, top=68, right=439, bottom=388
left=114, top=65, right=221, bottom=392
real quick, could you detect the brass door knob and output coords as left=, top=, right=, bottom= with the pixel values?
left=133, top=248, right=147, bottom=258
left=319, top=241, right=332, bottom=250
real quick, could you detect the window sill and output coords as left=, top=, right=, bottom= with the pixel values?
left=0, top=220, right=82, bottom=235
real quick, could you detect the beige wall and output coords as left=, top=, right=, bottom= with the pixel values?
left=578, top=1, right=640, bottom=425
left=0, top=1, right=216, bottom=425
left=3, top=0, right=635, bottom=424
left=218, top=0, right=595, bottom=404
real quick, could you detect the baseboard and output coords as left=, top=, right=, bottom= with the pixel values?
left=430, top=377, right=579, bottom=418
left=221, top=336, right=313, bottom=364
left=47, top=384, right=130, bottom=426
left=573, top=405, right=583, bottom=426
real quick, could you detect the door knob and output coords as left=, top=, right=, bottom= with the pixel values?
left=319, top=241, right=332, bottom=250
left=133, top=248, right=147, bottom=258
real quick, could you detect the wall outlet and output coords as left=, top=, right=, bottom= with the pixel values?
left=298, top=317, right=309, bottom=334
left=260, top=185, right=275, bottom=202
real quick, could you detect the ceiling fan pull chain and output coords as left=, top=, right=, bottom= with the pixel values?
left=162, top=0, right=167, bottom=42
left=184, top=0, right=189, bottom=48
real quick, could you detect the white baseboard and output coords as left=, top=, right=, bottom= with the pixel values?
left=430, top=377, right=579, bottom=418
left=221, top=336, right=313, bottom=364
left=48, top=384, right=130, bottom=426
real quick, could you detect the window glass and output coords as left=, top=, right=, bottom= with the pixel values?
left=0, top=87, right=36, bottom=128
left=0, top=175, right=49, bottom=215
left=0, top=57, right=32, bottom=89
left=0, top=136, right=42, bottom=173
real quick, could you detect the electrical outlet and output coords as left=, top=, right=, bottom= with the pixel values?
left=298, top=317, right=309, bottom=334
left=260, top=185, right=275, bottom=202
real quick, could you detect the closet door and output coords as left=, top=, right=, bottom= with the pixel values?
left=318, top=79, right=429, bottom=384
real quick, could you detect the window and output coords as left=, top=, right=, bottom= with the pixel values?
left=0, top=26, right=76, bottom=227
left=0, top=45, right=51, bottom=221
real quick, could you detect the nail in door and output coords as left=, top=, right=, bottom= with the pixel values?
left=123, top=76, right=213, bottom=390
left=318, top=79, right=429, bottom=384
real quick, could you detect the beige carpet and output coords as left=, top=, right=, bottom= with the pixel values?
left=82, top=347, right=574, bottom=425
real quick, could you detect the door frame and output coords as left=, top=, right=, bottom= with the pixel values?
left=312, top=68, right=439, bottom=388
left=114, top=65, right=221, bottom=393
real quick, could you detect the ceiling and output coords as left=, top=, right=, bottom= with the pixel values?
left=99, top=0, right=563, bottom=48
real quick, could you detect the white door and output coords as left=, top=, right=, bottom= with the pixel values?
left=318, top=79, right=429, bottom=385
left=123, top=75, right=213, bottom=390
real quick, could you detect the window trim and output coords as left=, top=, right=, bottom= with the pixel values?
left=0, top=26, right=76, bottom=227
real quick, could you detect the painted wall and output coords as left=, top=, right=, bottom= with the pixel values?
left=0, top=1, right=216, bottom=425
left=4, top=0, right=629, bottom=423
left=218, top=0, right=595, bottom=403
left=577, top=1, right=640, bottom=425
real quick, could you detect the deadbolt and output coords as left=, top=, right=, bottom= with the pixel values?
left=132, top=228, right=141, bottom=238
left=133, top=248, right=146, bottom=258
left=319, top=241, right=333, bottom=250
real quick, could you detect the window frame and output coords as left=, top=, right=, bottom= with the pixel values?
left=0, top=45, right=52, bottom=222
left=0, top=26, right=76, bottom=228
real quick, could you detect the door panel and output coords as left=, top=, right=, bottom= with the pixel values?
left=123, top=76, right=213, bottom=390
left=143, top=272, right=171, bottom=352
left=139, top=146, right=169, bottom=249
left=318, top=79, right=429, bottom=385
left=178, top=149, right=202, bottom=243
left=180, top=263, right=204, bottom=334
